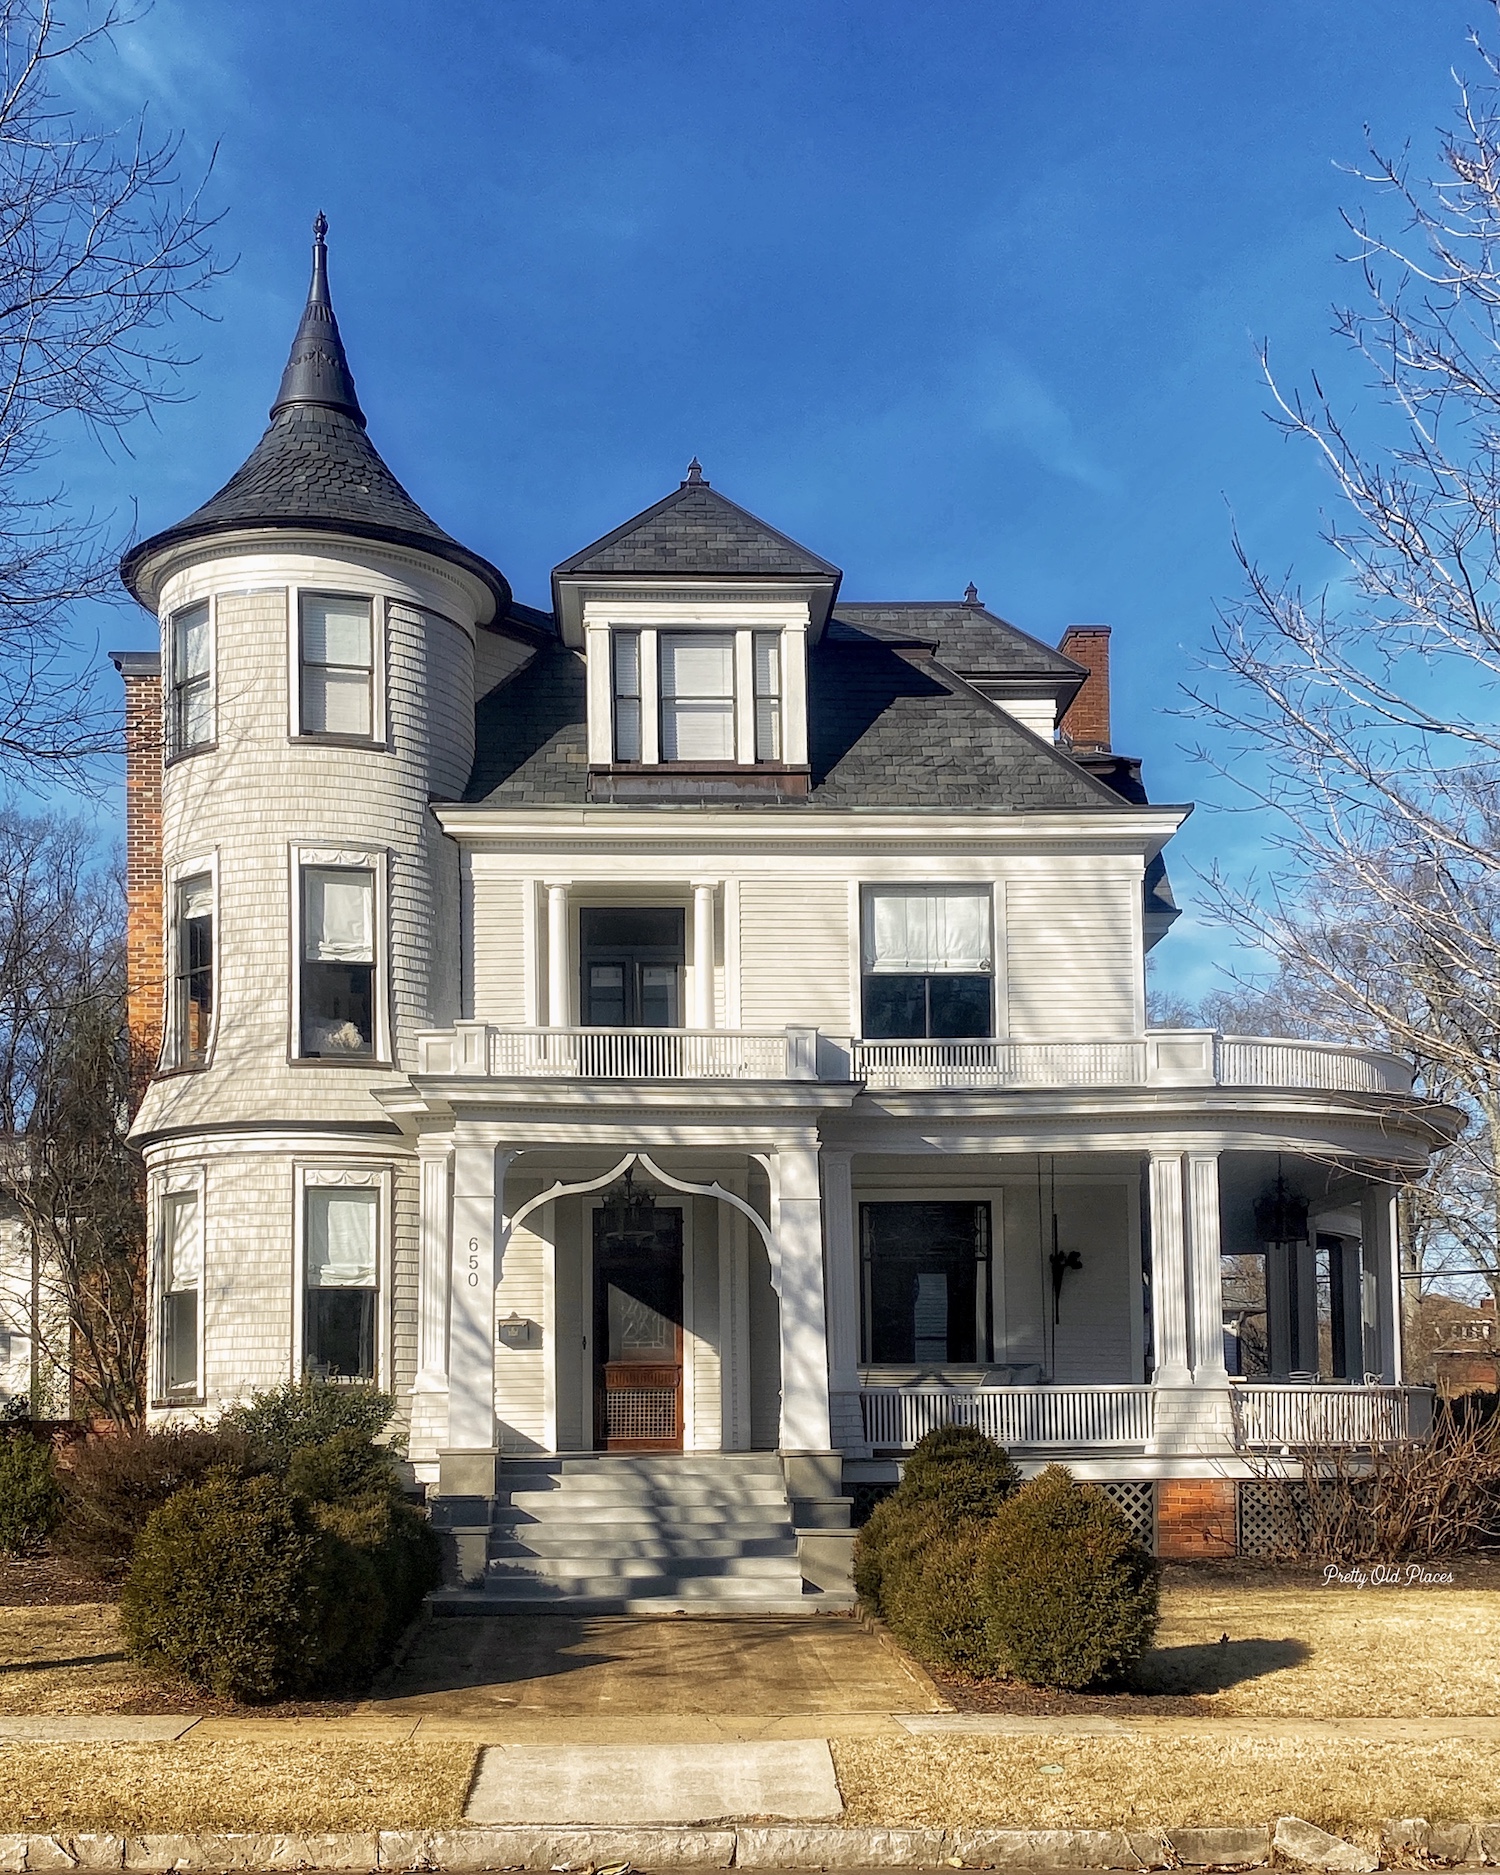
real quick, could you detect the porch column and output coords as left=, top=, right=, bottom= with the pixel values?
left=691, top=881, right=716, bottom=1029
left=1362, top=1181, right=1402, bottom=1383
left=1187, top=1152, right=1228, bottom=1383
left=820, top=1148, right=863, bottom=1452
left=409, top=1141, right=453, bottom=1467
left=546, top=882, right=570, bottom=1028
left=771, top=1141, right=833, bottom=1451
left=442, top=1141, right=516, bottom=1492
left=1148, top=1152, right=1192, bottom=1386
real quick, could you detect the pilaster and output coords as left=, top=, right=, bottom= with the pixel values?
left=1147, top=1152, right=1191, bottom=1386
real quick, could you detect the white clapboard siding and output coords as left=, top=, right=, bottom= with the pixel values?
left=738, top=878, right=851, bottom=1030
left=1005, top=871, right=1139, bottom=1039
left=469, top=867, right=528, bottom=1025
left=689, top=1201, right=722, bottom=1451
left=1049, top=1183, right=1134, bottom=1384
left=495, top=1188, right=549, bottom=1452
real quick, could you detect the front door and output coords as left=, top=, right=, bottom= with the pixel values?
left=593, top=1204, right=684, bottom=1450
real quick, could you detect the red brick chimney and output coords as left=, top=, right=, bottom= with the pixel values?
left=1058, top=625, right=1111, bottom=753
left=110, top=651, right=163, bottom=1067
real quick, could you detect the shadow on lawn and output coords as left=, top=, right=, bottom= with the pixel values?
left=1132, top=1637, right=1313, bottom=1695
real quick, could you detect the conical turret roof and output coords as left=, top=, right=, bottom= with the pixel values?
left=121, top=217, right=510, bottom=618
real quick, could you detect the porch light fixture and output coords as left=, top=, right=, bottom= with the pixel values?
left=598, top=1165, right=657, bottom=1245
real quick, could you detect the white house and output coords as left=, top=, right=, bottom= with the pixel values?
left=113, top=222, right=1457, bottom=1607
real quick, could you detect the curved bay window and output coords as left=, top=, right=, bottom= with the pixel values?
left=304, top=1183, right=379, bottom=1381
left=861, top=888, right=993, bottom=1038
left=861, top=1200, right=993, bottom=1368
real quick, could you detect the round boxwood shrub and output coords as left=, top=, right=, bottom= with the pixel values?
left=121, top=1471, right=385, bottom=1701
left=220, top=1378, right=396, bottom=1471
left=57, top=1425, right=256, bottom=1576
left=853, top=1426, right=1018, bottom=1618
left=881, top=1521, right=997, bottom=1676
left=0, top=1432, right=61, bottom=1555
left=979, top=1465, right=1159, bottom=1689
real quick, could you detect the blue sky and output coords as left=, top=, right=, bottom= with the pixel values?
left=57, top=0, right=1484, bottom=994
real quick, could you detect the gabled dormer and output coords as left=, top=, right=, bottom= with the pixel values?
left=551, top=463, right=840, bottom=800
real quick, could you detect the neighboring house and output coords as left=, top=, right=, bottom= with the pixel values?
left=112, top=222, right=1458, bottom=1600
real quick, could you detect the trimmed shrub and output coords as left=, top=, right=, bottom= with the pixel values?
left=853, top=1426, right=1019, bottom=1619
left=121, top=1471, right=385, bottom=1701
left=881, top=1521, right=996, bottom=1675
left=57, top=1425, right=257, bottom=1575
left=221, top=1378, right=396, bottom=1471
left=979, top=1465, right=1159, bottom=1690
left=0, top=1432, right=61, bottom=1555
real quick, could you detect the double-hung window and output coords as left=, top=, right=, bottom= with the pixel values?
left=174, top=873, right=214, bottom=1068
left=299, top=593, right=375, bottom=738
left=159, top=1189, right=202, bottom=1397
left=299, top=865, right=376, bottom=1058
left=753, top=632, right=782, bottom=761
left=604, top=625, right=791, bottom=766
left=303, top=1181, right=379, bottom=1381
left=660, top=633, right=735, bottom=760
left=861, top=887, right=994, bottom=1038
left=169, top=601, right=212, bottom=755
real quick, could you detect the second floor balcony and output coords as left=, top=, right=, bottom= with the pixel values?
left=413, top=1023, right=1415, bottom=1098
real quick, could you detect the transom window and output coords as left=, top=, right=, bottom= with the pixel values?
left=174, top=874, right=214, bottom=1069
left=169, top=601, right=212, bottom=755
left=861, top=888, right=994, bottom=1039
left=299, top=865, right=376, bottom=1058
left=861, top=1201, right=993, bottom=1367
left=304, top=1184, right=378, bottom=1381
left=299, top=593, right=374, bottom=738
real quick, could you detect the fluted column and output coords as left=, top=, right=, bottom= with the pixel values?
left=1148, top=1152, right=1192, bottom=1386
left=546, top=882, right=570, bottom=1028
left=691, top=881, right=716, bottom=1029
left=1187, top=1152, right=1228, bottom=1382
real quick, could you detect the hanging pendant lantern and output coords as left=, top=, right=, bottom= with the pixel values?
left=1253, top=1174, right=1309, bottom=1246
left=598, top=1165, right=657, bottom=1245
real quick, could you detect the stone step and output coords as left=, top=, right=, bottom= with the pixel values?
left=487, top=1551, right=803, bottom=1581
left=491, top=1532, right=798, bottom=1559
left=502, top=1455, right=786, bottom=1474
left=504, top=1487, right=792, bottom=1511
left=431, top=1587, right=857, bottom=1617
left=473, top=1568, right=812, bottom=1600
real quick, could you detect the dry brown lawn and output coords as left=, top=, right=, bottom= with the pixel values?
left=0, top=1742, right=476, bottom=1833
left=1134, top=1582, right=1500, bottom=1715
left=832, top=1735, right=1500, bottom=1831
left=0, top=1605, right=150, bottom=1715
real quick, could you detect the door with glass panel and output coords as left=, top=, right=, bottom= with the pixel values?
left=592, top=1205, right=684, bottom=1450
left=579, top=908, right=684, bottom=1027
left=860, top=1201, right=993, bottom=1369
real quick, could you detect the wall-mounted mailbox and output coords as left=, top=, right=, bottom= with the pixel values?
left=498, top=1314, right=539, bottom=1349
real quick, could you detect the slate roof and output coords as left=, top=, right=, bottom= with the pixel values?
left=832, top=603, right=1084, bottom=679
left=553, top=472, right=840, bottom=579
left=121, top=222, right=510, bottom=614
left=464, top=624, right=1126, bottom=813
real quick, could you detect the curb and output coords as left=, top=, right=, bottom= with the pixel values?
left=0, top=1817, right=1487, bottom=1871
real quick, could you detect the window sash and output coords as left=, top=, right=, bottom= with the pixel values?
left=613, top=630, right=642, bottom=762
left=863, top=889, right=993, bottom=973
left=175, top=874, right=214, bottom=1068
left=300, top=594, right=374, bottom=737
left=163, top=1193, right=201, bottom=1291
left=171, top=603, right=211, bottom=752
left=303, top=868, right=373, bottom=963
left=753, top=631, right=781, bottom=761
left=305, top=1187, right=378, bottom=1289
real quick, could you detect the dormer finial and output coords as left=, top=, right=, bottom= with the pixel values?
left=963, top=581, right=980, bottom=606
left=683, top=457, right=706, bottom=486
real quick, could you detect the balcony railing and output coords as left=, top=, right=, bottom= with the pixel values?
left=412, top=1022, right=1414, bottom=1095
left=859, top=1384, right=1157, bottom=1450
left=1230, top=1384, right=1433, bottom=1449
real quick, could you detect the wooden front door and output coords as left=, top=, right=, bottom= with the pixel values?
left=593, top=1205, right=684, bottom=1451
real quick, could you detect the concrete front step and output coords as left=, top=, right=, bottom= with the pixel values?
left=487, top=1552, right=803, bottom=1582
left=431, top=1587, right=857, bottom=1616
left=503, top=1488, right=793, bottom=1510
left=490, top=1513, right=796, bottom=1538
left=489, top=1535, right=798, bottom=1561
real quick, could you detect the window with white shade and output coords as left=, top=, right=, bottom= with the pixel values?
left=660, top=633, right=735, bottom=760
left=159, top=1189, right=202, bottom=1397
left=173, top=872, right=214, bottom=1069
left=299, top=593, right=375, bottom=738
left=304, top=1184, right=379, bottom=1381
left=613, top=630, right=642, bottom=762
left=169, top=601, right=212, bottom=755
left=299, top=865, right=376, bottom=1058
left=861, top=887, right=994, bottom=1038
left=754, top=632, right=782, bottom=761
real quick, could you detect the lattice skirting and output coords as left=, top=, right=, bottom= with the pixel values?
left=1237, top=1479, right=1312, bottom=1556
left=1093, top=1479, right=1156, bottom=1548
left=849, top=1481, right=897, bottom=1527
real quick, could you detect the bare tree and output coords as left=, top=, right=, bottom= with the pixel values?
left=1180, top=12, right=1500, bottom=1317
left=0, top=809, right=140, bottom=1421
left=0, top=0, right=221, bottom=784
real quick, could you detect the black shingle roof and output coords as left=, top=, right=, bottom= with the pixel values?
left=121, top=223, right=510, bottom=615
left=464, top=625, right=1125, bottom=813
left=832, top=604, right=1084, bottom=679
left=554, top=475, right=840, bottom=579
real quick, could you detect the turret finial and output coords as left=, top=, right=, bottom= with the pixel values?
left=270, top=215, right=365, bottom=427
left=684, top=457, right=706, bottom=486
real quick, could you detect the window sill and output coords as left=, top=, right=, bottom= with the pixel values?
left=164, top=742, right=217, bottom=768
left=289, top=1054, right=392, bottom=1069
left=290, top=733, right=389, bottom=751
left=153, top=1060, right=211, bottom=1079
left=151, top=1395, right=205, bottom=1410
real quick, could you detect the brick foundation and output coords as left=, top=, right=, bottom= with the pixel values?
left=1155, top=1478, right=1236, bottom=1558
left=112, top=653, right=163, bottom=1067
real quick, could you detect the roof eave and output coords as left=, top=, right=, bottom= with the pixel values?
left=550, top=567, right=842, bottom=647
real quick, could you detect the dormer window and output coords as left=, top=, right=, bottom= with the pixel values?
left=596, top=623, right=797, bottom=768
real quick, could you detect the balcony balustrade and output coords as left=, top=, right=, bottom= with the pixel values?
left=414, top=1021, right=1414, bottom=1094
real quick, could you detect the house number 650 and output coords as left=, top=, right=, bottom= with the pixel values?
left=466, top=1238, right=480, bottom=1287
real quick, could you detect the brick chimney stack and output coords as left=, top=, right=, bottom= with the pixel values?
left=1058, top=624, right=1111, bottom=753
left=110, top=651, right=163, bottom=1067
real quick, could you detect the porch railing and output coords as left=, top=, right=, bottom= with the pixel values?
left=418, top=1025, right=809, bottom=1080
left=859, top=1384, right=1157, bottom=1450
left=1230, top=1384, right=1432, bottom=1449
